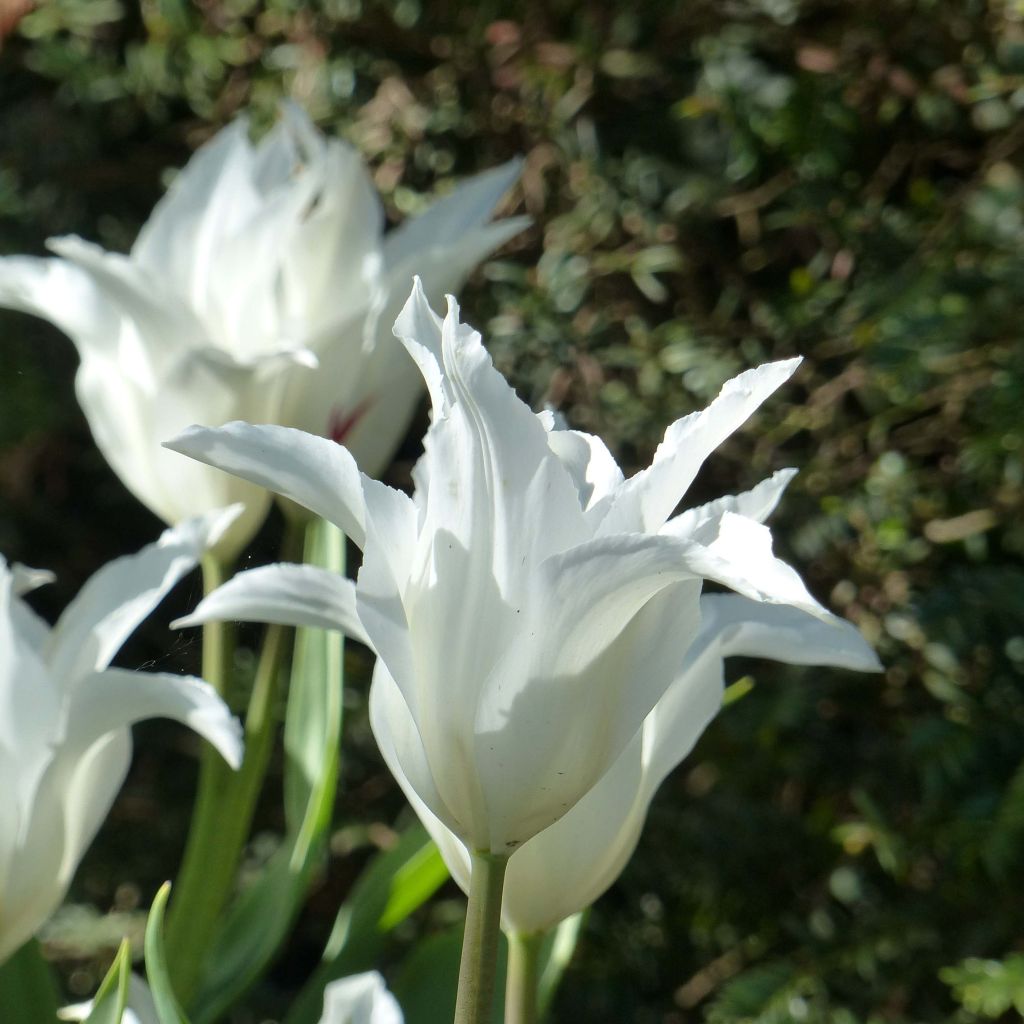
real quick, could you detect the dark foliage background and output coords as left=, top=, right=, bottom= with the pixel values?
left=2, top=0, right=1024, bottom=1021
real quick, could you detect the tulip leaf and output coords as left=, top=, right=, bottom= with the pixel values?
left=0, top=939, right=61, bottom=1024
left=192, top=519, right=346, bottom=1023
left=144, top=883, right=191, bottom=1024
left=283, top=822, right=449, bottom=1024
left=538, top=912, right=585, bottom=1015
left=82, top=939, right=132, bottom=1024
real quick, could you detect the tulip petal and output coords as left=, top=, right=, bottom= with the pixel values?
left=664, top=467, right=798, bottom=543
left=544, top=424, right=625, bottom=514
left=369, top=662, right=465, bottom=838
left=382, top=158, right=525, bottom=268
left=597, top=359, right=802, bottom=534
left=318, top=970, right=404, bottom=1024
left=496, top=728, right=650, bottom=933
left=0, top=566, right=59, bottom=784
left=65, top=668, right=243, bottom=770
left=53, top=731, right=132, bottom=888
left=0, top=255, right=124, bottom=359
left=402, top=288, right=585, bottom=587
left=699, top=593, right=882, bottom=672
left=131, top=118, right=262, bottom=303
left=164, top=422, right=369, bottom=547
left=175, top=562, right=369, bottom=645
left=48, top=236, right=205, bottom=377
left=643, top=594, right=880, bottom=787
left=45, top=507, right=243, bottom=682
left=675, top=512, right=831, bottom=619
left=392, top=278, right=450, bottom=420
left=10, top=564, right=56, bottom=596
left=478, top=583, right=701, bottom=851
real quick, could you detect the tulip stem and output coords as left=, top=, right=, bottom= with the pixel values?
left=166, top=529, right=301, bottom=1006
left=506, top=930, right=544, bottom=1024
left=454, top=849, right=509, bottom=1024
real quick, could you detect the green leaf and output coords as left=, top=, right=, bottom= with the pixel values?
left=537, top=913, right=584, bottom=1015
left=144, top=884, right=191, bottom=1024
left=82, top=940, right=132, bottom=1024
left=284, top=823, right=449, bottom=1024
left=941, top=955, right=1024, bottom=1017
left=0, top=938, right=61, bottom=1024
left=193, top=519, right=346, bottom=1023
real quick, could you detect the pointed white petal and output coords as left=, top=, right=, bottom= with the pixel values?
left=53, top=731, right=132, bottom=888
left=392, top=278, right=449, bottom=421
left=130, top=118, right=264, bottom=304
left=369, top=662, right=467, bottom=839
left=10, top=564, right=55, bottom=596
left=318, top=970, right=404, bottom=1024
left=472, top=556, right=702, bottom=850
left=66, top=668, right=242, bottom=769
left=496, top=730, right=649, bottom=933
left=676, top=512, right=831, bottom=619
left=699, top=593, right=882, bottom=672
left=598, top=359, right=801, bottom=535
left=164, top=422, right=369, bottom=547
left=47, top=236, right=204, bottom=376
left=46, top=507, right=243, bottom=681
left=0, top=255, right=124, bottom=360
left=423, top=294, right=585, bottom=590
left=175, top=562, right=368, bottom=645
left=382, top=158, right=525, bottom=267
left=0, top=564, right=59, bottom=778
left=663, top=467, right=798, bottom=544
left=543, top=425, right=625, bottom=513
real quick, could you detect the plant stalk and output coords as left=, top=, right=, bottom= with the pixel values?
left=505, top=930, right=544, bottom=1024
left=166, top=527, right=300, bottom=1005
left=453, top=849, right=509, bottom=1024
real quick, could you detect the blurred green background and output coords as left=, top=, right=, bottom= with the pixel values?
left=2, top=0, right=1024, bottom=1021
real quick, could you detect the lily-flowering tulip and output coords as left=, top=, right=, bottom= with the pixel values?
left=60, top=971, right=401, bottom=1024
left=169, top=281, right=836, bottom=858
left=0, top=105, right=526, bottom=556
left=396, top=594, right=881, bottom=934
left=318, top=971, right=404, bottom=1024
left=0, top=510, right=243, bottom=965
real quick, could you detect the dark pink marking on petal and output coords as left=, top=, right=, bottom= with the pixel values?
left=328, top=397, right=374, bottom=445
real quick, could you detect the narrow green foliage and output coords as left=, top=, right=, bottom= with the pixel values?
left=144, top=884, right=191, bottom=1024
left=82, top=940, right=131, bottom=1024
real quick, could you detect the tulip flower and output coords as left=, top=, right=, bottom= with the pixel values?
left=395, top=594, right=881, bottom=936
left=0, top=509, right=244, bottom=965
left=0, top=105, right=526, bottom=557
left=318, top=971, right=404, bottom=1024
left=60, top=971, right=401, bottom=1024
left=168, top=281, right=831, bottom=859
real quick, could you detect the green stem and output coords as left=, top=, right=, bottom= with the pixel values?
left=505, top=930, right=544, bottom=1024
left=453, top=850, right=509, bottom=1024
left=167, top=528, right=301, bottom=1005
left=0, top=940, right=60, bottom=1024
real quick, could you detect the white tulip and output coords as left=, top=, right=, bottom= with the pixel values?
left=0, top=509, right=243, bottom=965
left=399, top=594, right=881, bottom=934
left=0, top=105, right=526, bottom=557
left=168, top=281, right=829, bottom=856
left=318, top=971, right=404, bottom=1024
